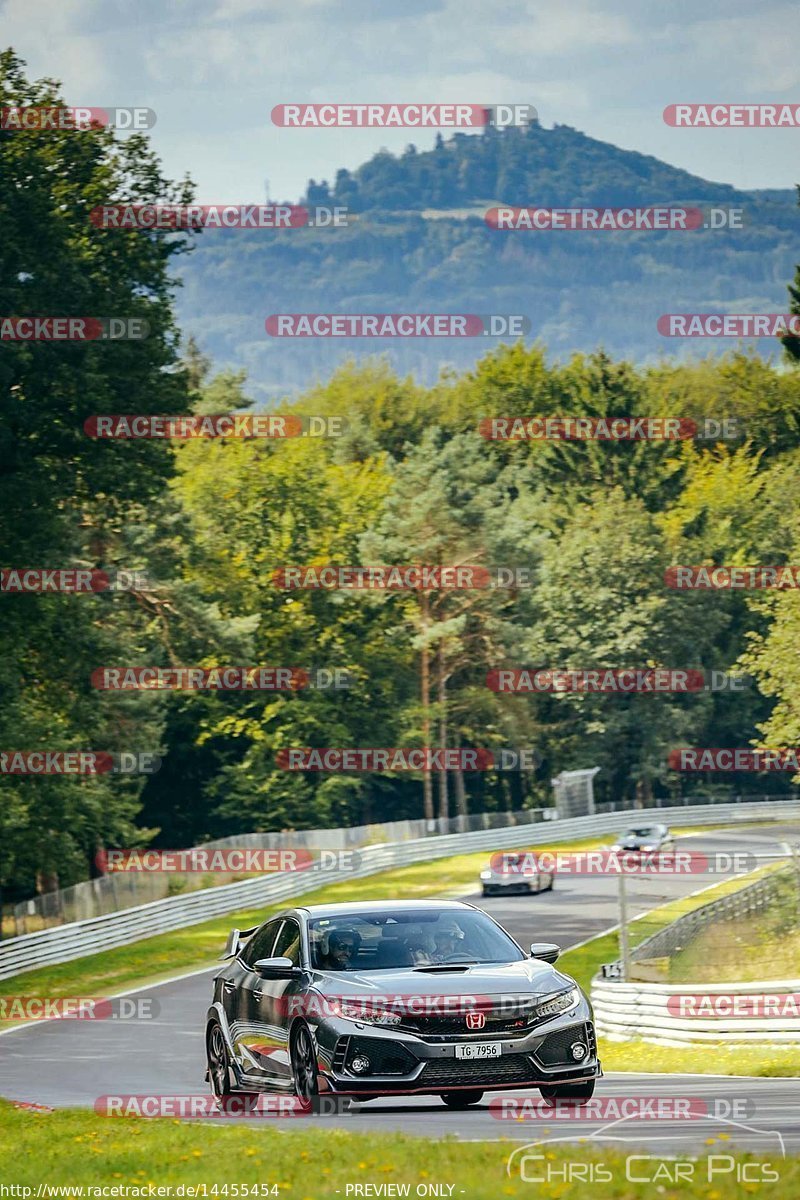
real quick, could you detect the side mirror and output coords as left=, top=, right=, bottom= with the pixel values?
left=530, top=942, right=560, bottom=964
left=253, top=956, right=303, bottom=979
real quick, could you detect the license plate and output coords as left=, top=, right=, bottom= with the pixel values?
left=454, top=1042, right=502, bottom=1059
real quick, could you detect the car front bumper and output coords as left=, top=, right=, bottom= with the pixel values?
left=313, top=1014, right=601, bottom=1096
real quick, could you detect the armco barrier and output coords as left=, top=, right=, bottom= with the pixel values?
left=592, top=977, right=800, bottom=1045
left=1, top=799, right=797, bottom=982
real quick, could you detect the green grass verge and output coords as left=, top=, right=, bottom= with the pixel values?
left=0, top=1100, right=795, bottom=1197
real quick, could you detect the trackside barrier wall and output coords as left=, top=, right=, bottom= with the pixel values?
left=1, top=800, right=797, bottom=982
left=591, top=977, right=800, bottom=1044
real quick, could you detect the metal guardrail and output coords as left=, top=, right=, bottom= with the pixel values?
left=592, top=976, right=800, bottom=1044
left=2, top=799, right=798, bottom=983
left=10, top=808, right=551, bottom=935
left=629, top=869, right=790, bottom=964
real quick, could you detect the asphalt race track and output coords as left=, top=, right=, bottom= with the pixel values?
left=2, top=824, right=799, bottom=1155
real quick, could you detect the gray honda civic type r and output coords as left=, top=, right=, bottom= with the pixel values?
left=206, top=899, right=601, bottom=1108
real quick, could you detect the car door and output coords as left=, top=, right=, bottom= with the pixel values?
left=247, top=917, right=305, bottom=1086
left=230, top=918, right=283, bottom=1078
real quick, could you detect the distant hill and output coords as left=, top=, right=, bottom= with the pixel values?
left=175, top=122, right=799, bottom=399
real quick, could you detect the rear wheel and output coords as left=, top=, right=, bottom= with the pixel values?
left=440, top=1090, right=484, bottom=1108
left=539, top=1080, right=595, bottom=1103
left=290, top=1024, right=319, bottom=1105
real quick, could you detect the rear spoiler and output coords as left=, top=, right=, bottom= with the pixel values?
left=220, top=926, right=258, bottom=960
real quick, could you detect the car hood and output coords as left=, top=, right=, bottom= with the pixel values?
left=310, top=958, right=573, bottom=998
left=619, top=836, right=652, bottom=848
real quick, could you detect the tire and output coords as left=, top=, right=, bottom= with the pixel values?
left=539, top=1080, right=595, bottom=1103
left=206, top=1020, right=233, bottom=1099
left=290, top=1023, right=320, bottom=1105
left=440, top=1091, right=484, bottom=1108
left=544, top=875, right=555, bottom=892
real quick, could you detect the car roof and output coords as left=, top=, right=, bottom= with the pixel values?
left=295, top=899, right=475, bottom=918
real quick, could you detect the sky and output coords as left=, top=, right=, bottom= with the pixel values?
left=3, top=0, right=799, bottom=202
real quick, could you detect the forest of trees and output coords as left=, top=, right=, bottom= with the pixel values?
left=3, top=52, right=800, bottom=905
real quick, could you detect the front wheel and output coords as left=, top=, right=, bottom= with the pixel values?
left=539, top=1080, right=595, bottom=1103
left=206, top=1021, right=232, bottom=1099
left=440, top=1091, right=484, bottom=1108
left=290, top=1024, right=319, bottom=1105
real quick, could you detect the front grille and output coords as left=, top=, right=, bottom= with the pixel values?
left=421, top=1053, right=536, bottom=1088
left=345, top=1037, right=418, bottom=1077
left=535, top=1024, right=590, bottom=1068
left=397, top=999, right=540, bottom=1042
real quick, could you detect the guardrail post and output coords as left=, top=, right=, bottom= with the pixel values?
left=618, top=872, right=631, bottom=981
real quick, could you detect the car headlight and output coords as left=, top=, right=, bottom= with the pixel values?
left=480, top=870, right=492, bottom=880
left=337, top=1001, right=402, bottom=1026
left=610, top=844, right=622, bottom=851
left=641, top=844, right=657, bottom=851
left=535, top=986, right=581, bottom=1020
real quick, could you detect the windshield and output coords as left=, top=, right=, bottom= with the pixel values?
left=308, top=908, right=526, bottom=971
left=626, top=828, right=657, bottom=838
